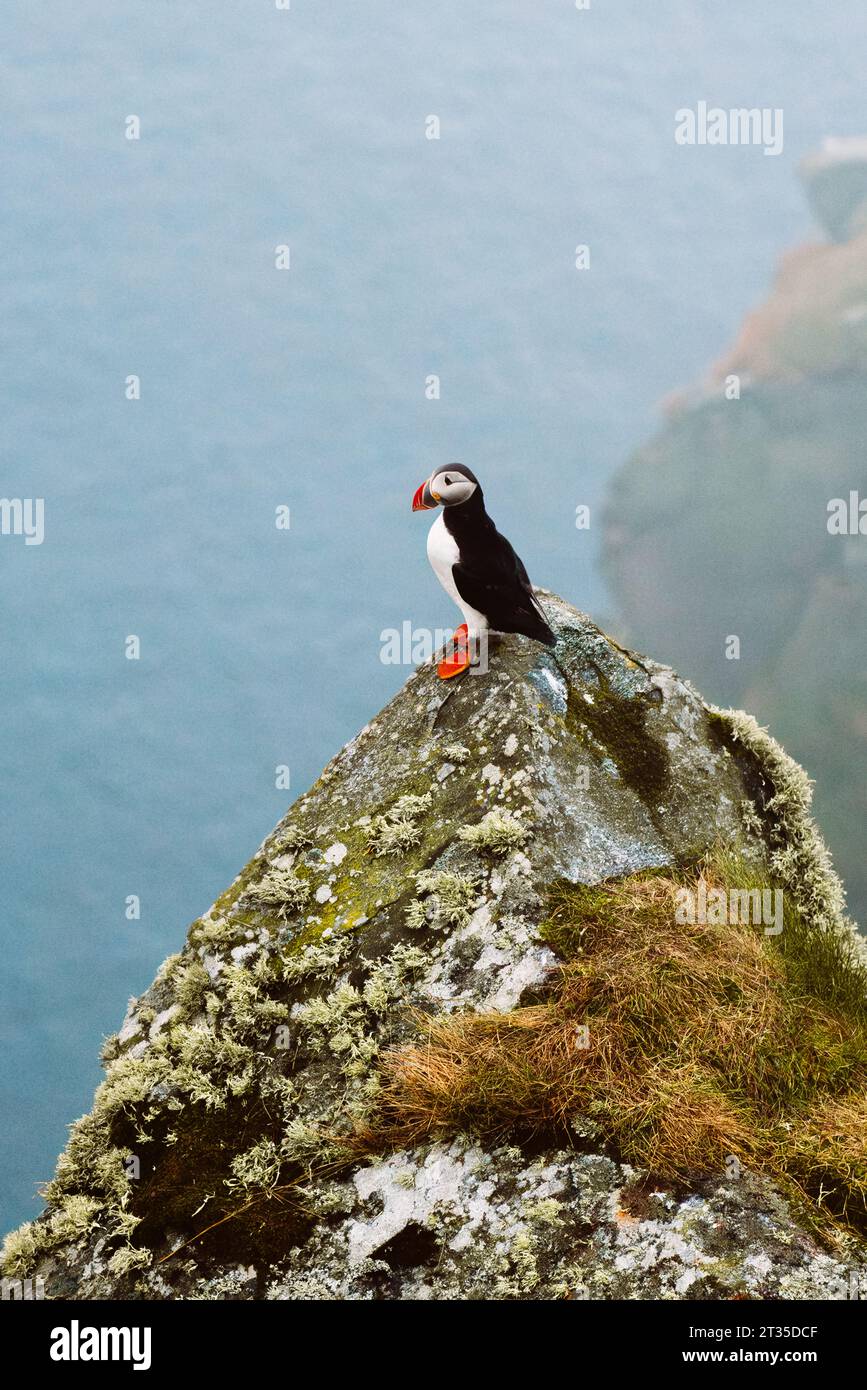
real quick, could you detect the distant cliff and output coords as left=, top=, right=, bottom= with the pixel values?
left=603, top=139, right=867, bottom=928
left=4, top=594, right=866, bottom=1300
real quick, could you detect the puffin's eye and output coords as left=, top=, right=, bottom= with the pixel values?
left=444, top=476, right=453, bottom=486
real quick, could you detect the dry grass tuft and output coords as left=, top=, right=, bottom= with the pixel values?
left=357, top=862, right=867, bottom=1236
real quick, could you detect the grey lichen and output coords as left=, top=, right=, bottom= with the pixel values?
left=107, top=1243, right=153, bottom=1277
left=5, top=593, right=864, bottom=1301
left=270, top=825, right=313, bottom=855
left=226, top=1138, right=283, bottom=1194
left=458, top=808, right=530, bottom=856
left=279, top=932, right=354, bottom=985
left=2, top=1221, right=48, bottom=1279
left=740, top=797, right=765, bottom=839
left=292, top=943, right=428, bottom=1120
left=365, top=792, right=433, bottom=858
left=248, top=867, right=310, bottom=918
left=174, top=960, right=211, bottom=1019
left=154, top=952, right=183, bottom=987
left=2, top=1193, right=104, bottom=1279
left=712, top=706, right=866, bottom=965
left=406, top=869, right=480, bottom=930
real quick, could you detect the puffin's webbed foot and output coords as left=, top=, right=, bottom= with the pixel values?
left=438, top=624, right=471, bottom=680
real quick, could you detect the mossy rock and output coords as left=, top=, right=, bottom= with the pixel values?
left=4, top=593, right=865, bottom=1301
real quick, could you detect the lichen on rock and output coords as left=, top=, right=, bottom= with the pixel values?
left=4, top=592, right=865, bottom=1300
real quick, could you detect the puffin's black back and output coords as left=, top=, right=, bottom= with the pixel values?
left=443, top=485, right=555, bottom=645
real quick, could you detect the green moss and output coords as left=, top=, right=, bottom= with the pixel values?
left=711, top=846, right=867, bottom=1022
left=209, top=855, right=268, bottom=921
left=540, top=881, right=621, bottom=958
left=127, top=1099, right=316, bottom=1266
left=566, top=676, right=670, bottom=803
left=293, top=947, right=428, bottom=1113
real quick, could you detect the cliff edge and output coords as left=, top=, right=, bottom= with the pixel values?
left=602, top=138, right=867, bottom=927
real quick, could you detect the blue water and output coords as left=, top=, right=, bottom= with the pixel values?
left=3, top=0, right=867, bottom=1233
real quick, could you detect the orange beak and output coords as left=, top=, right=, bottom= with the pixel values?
left=412, top=479, right=437, bottom=511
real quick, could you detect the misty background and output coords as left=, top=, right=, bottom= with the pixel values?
left=2, top=0, right=866, bottom=1232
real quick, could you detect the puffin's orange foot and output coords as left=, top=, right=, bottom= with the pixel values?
left=438, top=624, right=471, bottom=679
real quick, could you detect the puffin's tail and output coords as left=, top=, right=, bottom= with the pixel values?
left=525, top=597, right=557, bottom=646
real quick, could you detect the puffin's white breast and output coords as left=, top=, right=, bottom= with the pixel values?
left=426, top=513, right=489, bottom=633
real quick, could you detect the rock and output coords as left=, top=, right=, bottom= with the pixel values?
left=3, top=593, right=865, bottom=1300
left=264, top=1142, right=857, bottom=1302
left=801, top=138, right=867, bottom=243
left=602, top=143, right=867, bottom=925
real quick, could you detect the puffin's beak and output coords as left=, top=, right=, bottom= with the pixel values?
left=412, top=478, right=438, bottom=511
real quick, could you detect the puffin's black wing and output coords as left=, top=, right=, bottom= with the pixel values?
left=453, top=540, right=555, bottom=645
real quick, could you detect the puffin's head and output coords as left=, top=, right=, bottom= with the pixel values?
left=412, top=463, right=480, bottom=511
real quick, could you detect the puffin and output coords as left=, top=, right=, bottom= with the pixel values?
left=412, top=463, right=555, bottom=679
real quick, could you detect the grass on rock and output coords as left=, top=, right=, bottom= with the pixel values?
left=358, top=852, right=867, bottom=1240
